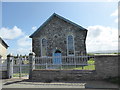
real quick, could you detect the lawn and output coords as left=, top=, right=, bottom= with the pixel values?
left=13, top=73, right=29, bottom=77
left=71, top=58, right=95, bottom=70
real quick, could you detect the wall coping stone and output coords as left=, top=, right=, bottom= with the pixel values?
left=94, top=54, right=119, bottom=57
left=33, top=69, right=95, bottom=71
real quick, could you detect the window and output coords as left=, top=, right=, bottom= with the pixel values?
left=41, top=38, right=47, bottom=56
left=67, top=35, right=74, bottom=55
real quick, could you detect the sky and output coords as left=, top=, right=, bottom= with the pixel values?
left=0, top=1, right=118, bottom=55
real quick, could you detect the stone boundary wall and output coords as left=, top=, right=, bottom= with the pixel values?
left=31, top=55, right=118, bottom=81
left=94, top=55, right=118, bottom=79
left=31, top=70, right=97, bottom=82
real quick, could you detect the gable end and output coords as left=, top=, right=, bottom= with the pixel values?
left=30, top=13, right=87, bottom=38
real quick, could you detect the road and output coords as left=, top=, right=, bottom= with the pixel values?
left=1, top=78, right=119, bottom=89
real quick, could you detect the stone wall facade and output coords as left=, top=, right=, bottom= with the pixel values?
left=31, top=14, right=87, bottom=57
left=95, top=55, right=118, bottom=79
left=31, top=55, right=118, bottom=81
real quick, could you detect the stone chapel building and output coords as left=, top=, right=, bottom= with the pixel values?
left=30, top=13, right=87, bottom=57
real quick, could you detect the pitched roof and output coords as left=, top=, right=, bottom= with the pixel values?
left=0, top=37, right=9, bottom=48
left=30, top=13, right=87, bottom=38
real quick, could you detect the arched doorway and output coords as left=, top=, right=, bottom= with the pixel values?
left=53, top=49, right=62, bottom=64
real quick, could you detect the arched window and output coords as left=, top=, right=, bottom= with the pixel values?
left=67, top=35, right=74, bottom=55
left=41, top=38, right=47, bottom=56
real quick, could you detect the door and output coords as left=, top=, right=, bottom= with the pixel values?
left=53, top=49, right=62, bottom=64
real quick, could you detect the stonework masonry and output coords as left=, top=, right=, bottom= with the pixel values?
left=30, top=14, right=87, bottom=57
left=95, top=55, right=118, bottom=79
left=31, top=55, right=118, bottom=81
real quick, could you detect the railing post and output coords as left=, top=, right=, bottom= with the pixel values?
left=60, top=64, right=62, bottom=70
left=46, top=63, right=48, bottom=69
left=29, top=52, right=35, bottom=79
left=74, top=56, right=76, bottom=68
left=82, top=56, right=84, bottom=70
left=7, top=54, right=14, bottom=79
left=19, top=55, right=22, bottom=78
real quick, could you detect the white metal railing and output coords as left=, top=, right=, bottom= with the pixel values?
left=35, top=55, right=94, bottom=70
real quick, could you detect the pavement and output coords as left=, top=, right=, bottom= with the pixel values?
left=1, top=78, right=119, bottom=89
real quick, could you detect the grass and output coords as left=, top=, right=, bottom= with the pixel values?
left=73, top=59, right=95, bottom=70
left=73, top=65, right=95, bottom=70
left=35, top=65, right=46, bottom=69
left=13, top=73, right=29, bottom=77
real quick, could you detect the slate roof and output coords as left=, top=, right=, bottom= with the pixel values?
left=0, top=37, right=9, bottom=48
left=30, top=13, right=87, bottom=38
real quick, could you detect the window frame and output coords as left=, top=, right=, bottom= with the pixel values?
left=67, top=35, right=75, bottom=56
left=41, top=38, right=47, bottom=57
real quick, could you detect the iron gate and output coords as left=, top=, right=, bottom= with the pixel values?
left=13, top=56, right=29, bottom=78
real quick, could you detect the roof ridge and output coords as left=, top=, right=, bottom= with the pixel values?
left=0, top=37, right=9, bottom=48
left=54, top=13, right=86, bottom=30
left=30, top=13, right=87, bottom=38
